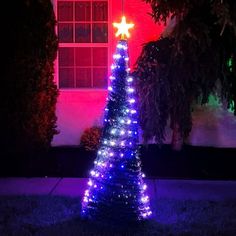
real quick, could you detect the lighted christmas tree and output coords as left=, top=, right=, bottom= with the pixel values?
left=81, top=16, right=152, bottom=224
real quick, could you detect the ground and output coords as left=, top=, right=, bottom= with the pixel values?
left=0, top=196, right=236, bottom=235
left=0, top=178, right=236, bottom=235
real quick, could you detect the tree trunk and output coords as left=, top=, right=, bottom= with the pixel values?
left=171, top=123, right=183, bottom=151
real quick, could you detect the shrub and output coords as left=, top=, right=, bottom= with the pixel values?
left=80, top=127, right=103, bottom=151
left=2, top=0, right=58, bottom=157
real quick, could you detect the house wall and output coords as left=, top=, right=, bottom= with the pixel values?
left=52, top=0, right=236, bottom=147
left=52, top=0, right=163, bottom=146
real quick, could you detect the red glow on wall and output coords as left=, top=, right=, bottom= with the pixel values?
left=111, top=0, right=164, bottom=69
left=53, top=0, right=164, bottom=146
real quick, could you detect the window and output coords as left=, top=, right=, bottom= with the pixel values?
left=57, top=1, right=109, bottom=88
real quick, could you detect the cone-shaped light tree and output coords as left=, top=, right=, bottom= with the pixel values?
left=81, top=16, right=152, bottom=224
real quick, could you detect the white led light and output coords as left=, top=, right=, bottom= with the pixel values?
left=120, top=130, right=125, bottom=135
left=113, top=54, right=121, bottom=59
left=127, top=87, right=134, bottom=93
left=127, top=77, right=133, bottom=82
left=142, top=184, right=147, bottom=190
left=88, top=180, right=93, bottom=186
left=120, top=153, right=124, bottom=157
left=90, top=170, right=96, bottom=176
left=111, top=129, right=116, bottom=134
left=129, top=99, right=135, bottom=104
left=125, top=57, right=129, bottom=61
left=142, top=213, right=147, bottom=218
left=141, top=196, right=149, bottom=203
left=128, top=130, right=132, bottom=134
left=85, top=190, right=89, bottom=196
left=131, top=109, right=137, bottom=114
left=127, top=119, right=131, bottom=124
left=142, top=173, right=146, bottom=178
left=111, top=64, right=116, bottom=69
left=109, top=76, right=115, bottom=80
left=110, top=140, right=116, bottom=146
left=120, top=141, right=125, bottom=146
left=108, top=86, right=113, bottom=91
left=109, top=152, right=114, bottom=157
left=83, top=197, right=88, bottom=202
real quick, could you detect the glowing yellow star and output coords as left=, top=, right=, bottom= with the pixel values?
left=113, top=16, right=134, bottom=39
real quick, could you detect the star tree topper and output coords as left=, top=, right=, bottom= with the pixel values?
left=113, top=16, right=134, bottom=39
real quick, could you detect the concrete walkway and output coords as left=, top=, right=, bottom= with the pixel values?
left=1, top=178, right=236, bottom=201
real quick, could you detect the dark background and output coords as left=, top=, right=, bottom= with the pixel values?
left=1, top=145, right=236, bottom=180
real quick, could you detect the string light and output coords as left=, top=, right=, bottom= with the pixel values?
left=82, top=31, right=151, bottom=224
left=127, top=77, right=133, bottom=82
left=113, top=54, right=122, bottom=59
left=127, top=87, right=134, bottom=93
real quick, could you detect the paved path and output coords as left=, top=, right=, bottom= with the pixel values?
left=0, top=178, right=236, bottom=201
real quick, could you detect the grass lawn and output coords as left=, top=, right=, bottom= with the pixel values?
left=0, top=196, right=236, bottom=235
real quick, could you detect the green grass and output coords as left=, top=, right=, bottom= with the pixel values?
left=0, top=196, right=236, bottom=235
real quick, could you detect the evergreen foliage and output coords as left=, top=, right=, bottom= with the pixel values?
left=134, top=0, right=236, bottom=144
left=2, top=0, right=58, bottom=156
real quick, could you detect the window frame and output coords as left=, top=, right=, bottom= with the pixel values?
left=55, top=0, right=111, bottom=91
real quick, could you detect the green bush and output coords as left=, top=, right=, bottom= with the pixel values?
left=2, top=0, right=58, bottom=156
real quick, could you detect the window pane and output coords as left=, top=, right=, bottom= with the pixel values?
left=93, top=68, right=107, bottom=88
left=58, top=23, right=73, bottom=43
left=75, top=2, right=91, bottom=21
left=58, top=2, right=73, bottom=21
left=59, top=47, right=74, bottom=67
left=93, top=2, right=108, bottom=21
left=75, top=23, right=91, bottom=43
left=92, top=23, right=108, bottom=43
left=93, top=47, right=107, bottom=66
left=76, top=68, right=91, bottom=87
left=59, top=68, right=75, bottom=88
left=75, top=48, right=91, bottom=66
